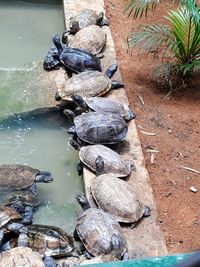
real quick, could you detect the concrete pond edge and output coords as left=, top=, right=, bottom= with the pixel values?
left=62, top=0, right=168, bottom=260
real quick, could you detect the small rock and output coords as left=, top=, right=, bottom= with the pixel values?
left=190, top=186, right=198, bottom=193
left=168, top=129, right=172, bottom=134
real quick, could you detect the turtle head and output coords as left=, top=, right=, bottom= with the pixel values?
left=95, top=155, right=104, bottom=176
left=52, top=34, right=63, bottom=54
left=35, top=171, right=53, bottom=183
left=61, top=30, right=69, bottom=45
left=70, top=21, right=80, bottom=34
left=63, top=109, right=76, bottom=123
left=71, top=95, right=88, bottom=110
left=76, top=194, right=91, bottom=211
left=55, top=91, right=62, bottom=101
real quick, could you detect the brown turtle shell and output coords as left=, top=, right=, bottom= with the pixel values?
left=85, top=97, right=131, bottom=119
left=57, top=71, right=112, bottom=101
left=0, top=205, right=22, bottom=229
left=76, top=207, right=127, bottom=258
left=3, top=190, right=41, bottom=207
left=0, top=247, right=44, bottom=267
left=74, top=112, right=128, bottom=144
left=69, top=9, right=101, bottom=30
left=70, top=25, right=106, bottom=55
left=27, top=224, right=76, bottom=258
left=79, top=145, right=131, bottom=177
left=0, top=164, right=39, bottom=190
left=91, top=174, right=145, bottom=223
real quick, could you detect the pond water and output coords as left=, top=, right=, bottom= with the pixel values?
left=0, top=0, right=64, bottom=68
left=0, top=0, right=83, bottom=233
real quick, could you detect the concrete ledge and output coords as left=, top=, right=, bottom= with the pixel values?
left=62, top=0, right=167, bottom=259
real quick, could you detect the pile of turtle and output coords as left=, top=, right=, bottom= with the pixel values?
left=0, top=9, right=151, bottom=267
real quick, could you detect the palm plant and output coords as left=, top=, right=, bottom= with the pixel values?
left=128, top=0, right=200, bottom=83
left=124, top=0, right=199, bottom=19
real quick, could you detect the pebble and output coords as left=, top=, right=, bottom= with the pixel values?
left=190, top=186, right=198, bottom=193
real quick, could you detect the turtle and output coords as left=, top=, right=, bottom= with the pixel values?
left=55, top=64, right=124, bottom=107
left=66, top=25, right=107, bottom=55
left=0, top=246, right=46, bottom=267
left=0, top=164, right=53, bottom=194
left=52, top=34, right=101, bottom=73
left=43, top=46, right=61, bottom=70
left=2, top=190, right=41, bottom=225
left=26, top=224, right=78, bottom=258
left=69, top=143, right=131, bottom=177
left=71, top=95, right=136, bottom=121
left=90, top=156, right=151, bottom=224
left=66, top=112, right=128, bottom=145
left=75, top=194, right=127, bottom=259
left=63, top=9, right=109, bottom=35
left=0, top=205, right=28, bottom=250
left=0, top=234, right=57, bottom=267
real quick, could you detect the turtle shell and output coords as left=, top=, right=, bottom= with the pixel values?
left=79, top=145, right=131, bottom=177
left=43, top=46, right=60, bottom=70
left=59, top=47, right=101, bottom=73
left=27, top=224, right=76, bottom=258
left=58, top=71, right=111, bottom=101
left=0, top=164, right=39, bottom=190
left=70, top=25, right=106, bottom=55
left=91, top=174, right=145, bottom=223
left=76, top=207, right=127, bottom=258
left=74, top=112, right=128, bottom=144
left=69, top=9, right=99, bottom=30
left=0, top=205, right=22, bottom=229
left=3, top=190, right=41, bottom=207
left=0, top=247, right=44, bottom=267
left=86, top=97, right=131, bottom=118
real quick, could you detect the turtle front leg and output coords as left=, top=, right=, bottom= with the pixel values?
left=111, top=80, right=124, bottom=89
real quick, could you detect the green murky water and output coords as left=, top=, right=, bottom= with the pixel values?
left=0, top=1, right=83, bottom=233
left=0, top=0, right=64, bottom=68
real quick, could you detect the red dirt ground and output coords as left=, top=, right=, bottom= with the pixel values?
left=104, top=0, right=200, bottom=255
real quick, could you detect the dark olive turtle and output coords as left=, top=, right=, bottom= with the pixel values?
left=75, top=194, right=127, bottom=259
left=2, top=190, right=41, bottom=225
left=66, top=112, right=128, bottom=145
left=71, top=95, right=136, bottom=121
left=27, top=224, right=78, bottom=258
left=56, top=64, right=123, bottom=105
left=64, top=9, right=109, bottom=35
left=0, top=164, right=53, bottom=194
left=43, top=46, right=61, bottom=70
left=3, top=190, right=41, bottom=208
left=90, top=156, right=151, bottom=224
left=52, top=34, right=101, bottom=73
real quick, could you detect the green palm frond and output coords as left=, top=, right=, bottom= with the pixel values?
left=123, top=0, right=159, bottom=19
left=124, top=0, right=199, bottom=19
left=128, top=0, right=200, bottom=77
left=128, top=24, right=173, bottom=56
left=167, top=4, right=200, bottom=64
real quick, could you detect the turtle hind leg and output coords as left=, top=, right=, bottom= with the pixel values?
left=77, top=160, right=84, bottom=176
left=111, top=80, right=124, bottom=89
